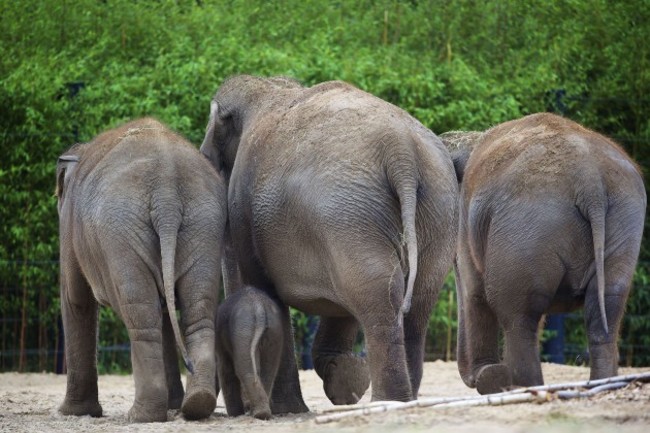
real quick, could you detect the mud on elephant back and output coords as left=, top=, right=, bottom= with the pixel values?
left=441, top=113, right=647, bottom=395
left=200, top=75, right=459, bottom=409
left=56, top=118, right=227, bottom=422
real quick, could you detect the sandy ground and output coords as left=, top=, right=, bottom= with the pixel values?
left=1, top=361, right=649, bottom=433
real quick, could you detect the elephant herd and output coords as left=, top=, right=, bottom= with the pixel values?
left=55, top=75, right=646, bottom=423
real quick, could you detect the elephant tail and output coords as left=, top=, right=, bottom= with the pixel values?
left=250, top=301, right=267, bottom=379
left=587, top=201, right=608, bottom=335
left=578, top=169, right=608, bottom=336
left=386, top=138, right=419, bottom=323
left=158, top=216, right=195, bottom=374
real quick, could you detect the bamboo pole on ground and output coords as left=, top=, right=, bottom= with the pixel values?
left=315, top=371, right=650, bottom=424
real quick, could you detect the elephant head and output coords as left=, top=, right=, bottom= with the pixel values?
left=200, top=75, right=302, bottom=180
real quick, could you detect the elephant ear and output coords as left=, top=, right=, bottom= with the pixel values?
left=200, top=100, right=225, bottom=172
left=55, top=154, right=79, bottom=203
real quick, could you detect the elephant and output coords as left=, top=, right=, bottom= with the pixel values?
left=215, top=285, right=283, bottom=420
left=55, top=118, right=227, bottom=422
left=440, top=113, right=646, bottom=395
left=200, top=75, right=459, bottom=408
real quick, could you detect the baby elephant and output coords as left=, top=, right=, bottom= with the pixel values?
left=216, top=286, right=283, bottom=420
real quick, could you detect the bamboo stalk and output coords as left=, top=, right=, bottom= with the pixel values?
left=557, top=381, right=629, bottom=399
left=314, top=371, right=650, bottom=424
left=315, top=392, right=549, bottom=424
left=501, top=371, right=650, bottom=395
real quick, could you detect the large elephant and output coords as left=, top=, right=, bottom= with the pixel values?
left=200, top=75, right=458, bottom=408
left=441, top=113, right=646, bottom=395
left=56, top=118, right=227, bottom=422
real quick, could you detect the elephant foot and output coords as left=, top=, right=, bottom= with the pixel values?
left=252, top=404, right=272, bottom=420
left=475, top=364, right=512, bottom=395
left=321, top=354, right=370, bottom=405
left=181, top=386, right=216, bottom=420
left=270, top=392, right=309, bottom=414
left=127, top=403, right=168, bottom=423
left=59, top=399, right=103, bottom=418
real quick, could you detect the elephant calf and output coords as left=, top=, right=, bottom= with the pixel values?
left=56, top=118, right=227, bottom=422
left=216, top=285, right=283, bottom=420
left=442, top=113, right=646, bottom=394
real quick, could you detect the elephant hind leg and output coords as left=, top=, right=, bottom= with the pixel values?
left=460, top=295, right=511, bottom=394
left=175, top=243, right=219, bottom=420
left=59, top=263, right=103, bottom=418
left=347, top=256, right=412, bottom=402
left=257, top=319, right=283, bottom=419
left=122, top=304, right=168, bottom=423
left=500, top=312, right=545, bottom=388
left=269, top=303, right=309, bottom=414
left=456, top=258, right=508, bottom=394
left=216, top=345, right=246, bottom=417
left=584, top=268, right=634, bottom=380
left=231, top=332, right=271, bottom=420
left=489, top=254, right=564, bottom=390
left=403, top=256, right=446, bottom=399
left=363, top=322, right=412, bottom=401
left=492, top=272, right=557, bottom=389
left=312, top=316, right=369, bottom=405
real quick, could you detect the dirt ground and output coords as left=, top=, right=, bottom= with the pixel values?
left=1, top=361, right=649, bottom=433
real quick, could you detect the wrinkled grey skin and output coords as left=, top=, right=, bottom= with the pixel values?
left=200, top=75, right=458, bottom=407
left=56, top=118, right=227, bottom=422
left=441, top=113, right=646, bottom=395
left=216, top=286, right=283, bottom=420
